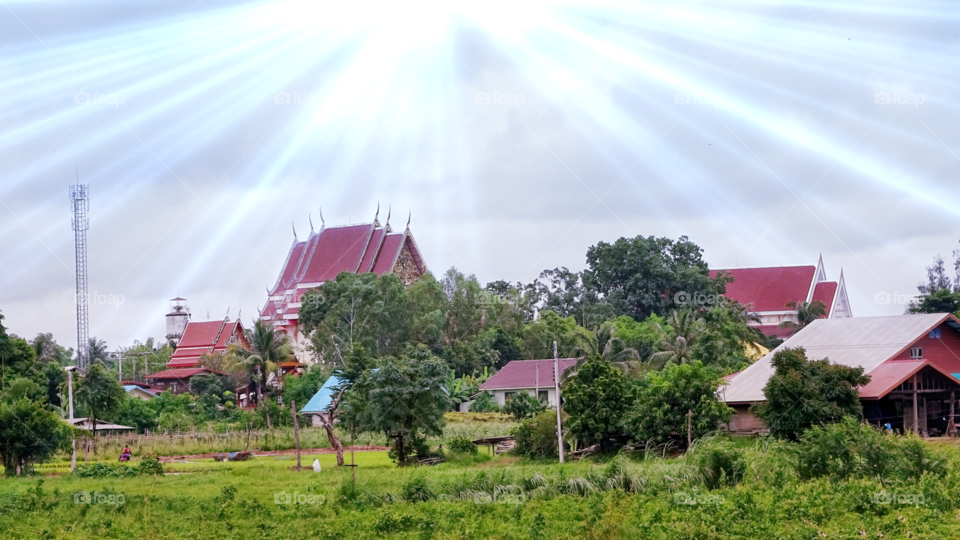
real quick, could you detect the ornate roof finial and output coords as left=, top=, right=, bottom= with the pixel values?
left=319, top=207, right=325, bottom=227
left=406, top=210, right=411, bottom=230
left=384, top=205, right=393, bottom=233
left=292, top=221, right=297, bottom=240
left=309, top=213, right=314, bottom=232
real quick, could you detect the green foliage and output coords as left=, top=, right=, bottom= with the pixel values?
left=513, top=410, right=562, bottom=458
left=753, top=347, right=870, bottom=441
left=908, top=251, right=960, bottom=315
left=629, top=361, right=732, bottom=448
left=795, top=418, right=945, bottom=482
left=74, top=462, right=140, bottom=478
left=282, top=365, right=330, bottom=410
left=0, top=398, right=70, bottom=476
left=503, top=392, right=547, bottom=421
left=75, top=362, right=125, bottom=436
left=582, top=234, right=727, bottom=320
left=562, top=358, right=631, bottom=449
left=446, top=436, right=477, bottom=454
left=344, top=346, right=451, bottom=465
left=468, top=391, right=500, bottom=413
left=137, top=454, right=164, bottom=475
left=690, top=437, right=745, bottom=489
left=521, top=310, right=582, bottom=360
left=113, top=395, right=159, bottom=433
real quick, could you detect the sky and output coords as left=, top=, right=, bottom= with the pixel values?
left=1, top=0, right=958, bottom=353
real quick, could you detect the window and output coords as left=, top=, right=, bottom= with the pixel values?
left=504, top=392, right=515, bottom=401
left=538, top=391, right=549, bottom=402
left=910, top=347, right=922, bottom=359
left=929, top=329, right=942, bottom=339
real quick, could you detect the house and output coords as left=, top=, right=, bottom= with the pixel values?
left=722, top=313, right=960, bottom=436
left=145, top=367, right=227, bottom=394
left=259, top=208, right=428, bottom=362
left=710, top=256, right=853, bottom=340
left=477, top=359, right=579, bottom=409
left=166, top=316, right=248, bottom=368
left=123, top=384, right=158, bottom=400
left=300, top=375, right=348, bottom=427
left=67, top=418, right=135, bottom=433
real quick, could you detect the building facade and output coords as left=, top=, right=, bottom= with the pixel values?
left=259, top=208, right=427, bottom=363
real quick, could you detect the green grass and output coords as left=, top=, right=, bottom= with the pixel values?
left=4, top=437, right=960, bottom=539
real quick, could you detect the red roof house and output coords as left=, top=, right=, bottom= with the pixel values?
left=722, top=313, right=960, bottom=436
left=710, top=256, right=852, bottom=339
left=259, top=208, right=428, bottom=362
left=477, top=359, right=579, bottom=409
left=166, top=317, right=248, bottom=368
left=145, top=367, right=227, bottom=394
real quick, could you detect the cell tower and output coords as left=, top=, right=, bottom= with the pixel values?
left=70, top=182, right=90, bottom=371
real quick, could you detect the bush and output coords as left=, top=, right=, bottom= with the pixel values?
left=513, top=411, right=563, bottom=458
left=447, top=436, right=477, bottom=454
left=137, top=454, right=164, bottom=475
left=74, top=462, right=139, bottom=478
left=503, top=392, right=546, bottom=421
left=469, top=392, right=500, bottom=413
left=691, top=438, right=745, bottom=489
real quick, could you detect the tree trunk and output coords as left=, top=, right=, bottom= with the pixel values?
left=320, top=418, right=344, bottom=466
left=291, top=401, right=301, bottom=470
left=264, top=402, right=273, bottom=429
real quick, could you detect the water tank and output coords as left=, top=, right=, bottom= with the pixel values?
left=165, top=297, right=190, bottom=344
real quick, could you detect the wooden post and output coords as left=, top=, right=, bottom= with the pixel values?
left=912, top=374, right=919, bottom=436
left=291, top=400, right=301, bottom=470
left=687, top=409, right=693, bottom=449
left=350, top=422, right=356, bottom=485
left=554, top=341, right=564, bottom=464
left=950, top=390, right=957, bottom=437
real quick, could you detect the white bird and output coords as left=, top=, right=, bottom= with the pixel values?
left=312, top=459, right=322, bottom=473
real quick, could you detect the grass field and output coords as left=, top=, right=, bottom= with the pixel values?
left=3, top=434, right=960, bottom=539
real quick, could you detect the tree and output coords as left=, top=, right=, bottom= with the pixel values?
left=226, top=321, right=291, bottom=425
left=562, top=358, right=631, bottom=450
left=778, top=300, right=827, bottom=333
left=908, top=251, right=960, bottom=315
left=629, top=361, right=732, bottom=448
left=75, top=362, right=125, bottom=439
left=112, top=395, right=159, bottom=433
left=521, top=310, right=584, bottom=360
left=752, top=347, right=870, bottom=441
left=468, top=391, right=500, bottom=413
left=650, top=310, right=705, bottom=367
left=573, top=321, right=639, bottom=363
left=87, top=337, right=109, bottom=364
left=582, top=234, right=728, bottom=320
left=315, top=377, right=348, bottom=466
left=343, top=345, right=450, bottom=465
left=0, top=398, right=70, bottom=476
left=525, top=268, right=613, bottom=328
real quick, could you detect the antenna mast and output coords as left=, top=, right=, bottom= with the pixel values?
left=70, top=181, right=90, bottom=370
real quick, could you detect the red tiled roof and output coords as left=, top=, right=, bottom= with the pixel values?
left=146, top=367, right=226, bottom=380
left=711, top=266, right=816, bottom=313
left=168, top=319, right=246, bottom=368
left=176, top=320, right=226, bottom=348
left=358, top=228, right=385, bottom=273
left=299, top=225, right=372, bottom=283
left=372, top=234, right=403, bottom=274
left=480, top=359, right=580, bottom=390
left=811, top=281, right=838, bottom=316
left=753, top=324, right=795, bottom=339
left=270, top=241, right=307, bottom=295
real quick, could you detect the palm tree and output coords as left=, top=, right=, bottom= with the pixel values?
left=573, top=321, right=640, bottom=363
left=778, top=300, right=827, bottom=333
left=649, top=310, right=705, bottom=368
left=87, top=338, right=108, bottom=364
left=226, top=321, right=293, bottom=426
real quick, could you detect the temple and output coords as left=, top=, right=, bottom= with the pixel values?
left=710, top=255, right=853, bottom=339
left=259, top=207, right=428, bottom=362
left=144, top=315, right=247, bottom=392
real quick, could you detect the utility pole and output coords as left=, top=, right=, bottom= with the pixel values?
left=554, top=341, right=564, bottom=464
left=291, top=400, right=301, bottom=470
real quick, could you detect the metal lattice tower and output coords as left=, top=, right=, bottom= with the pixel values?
left=70, top=183, right=90, bottom=370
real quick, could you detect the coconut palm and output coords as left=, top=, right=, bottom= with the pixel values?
left=225, top=321, right=293, bottom=406
left=649, top=310, right=705, bottom=368
left=87, top=338, right=109, bottom=364
left=573, top=321, right=640, bottom=363
left=778, top=300, right=827, bottom=333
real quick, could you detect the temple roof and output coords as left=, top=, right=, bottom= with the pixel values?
left=261, top=209, right=427, bottom=325
left=167, top=318, right=246, bottom=368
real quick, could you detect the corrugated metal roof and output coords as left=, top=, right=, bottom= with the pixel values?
left=724, top=313, right=950, bottom=403
left=300, top=375, right=347, bottom=414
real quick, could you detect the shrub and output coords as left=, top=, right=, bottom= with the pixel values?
left=469, top=392, right=500, bottom=413
left=74, top=462, right=139, bottom=478
left=691, top=438, right=745, bottom=489
left=562, top=358, right=631, bottom=450
left=447, top=436, right=477, bottom=454
left=503, top=392, right=546, bottom=421
left=513, top=411, right=563, bottom=458
left=402, top=475, right=435, bottom=502
left=137, top=454, right=164, bottom=475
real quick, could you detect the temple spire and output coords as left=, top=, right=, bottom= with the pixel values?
left=385, top=206, right=393, bottom=233
left=309, top=213, right=314, bottom=232
left=406, top=210, right=411, bottom=230
left=319, top=207, right=325, bottom=228
left=374, top=202, right=381, bottom=228
left=292, top=221, right=297, bottom=240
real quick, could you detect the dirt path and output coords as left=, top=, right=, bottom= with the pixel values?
left=158, top=445, right=389, bottom=463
